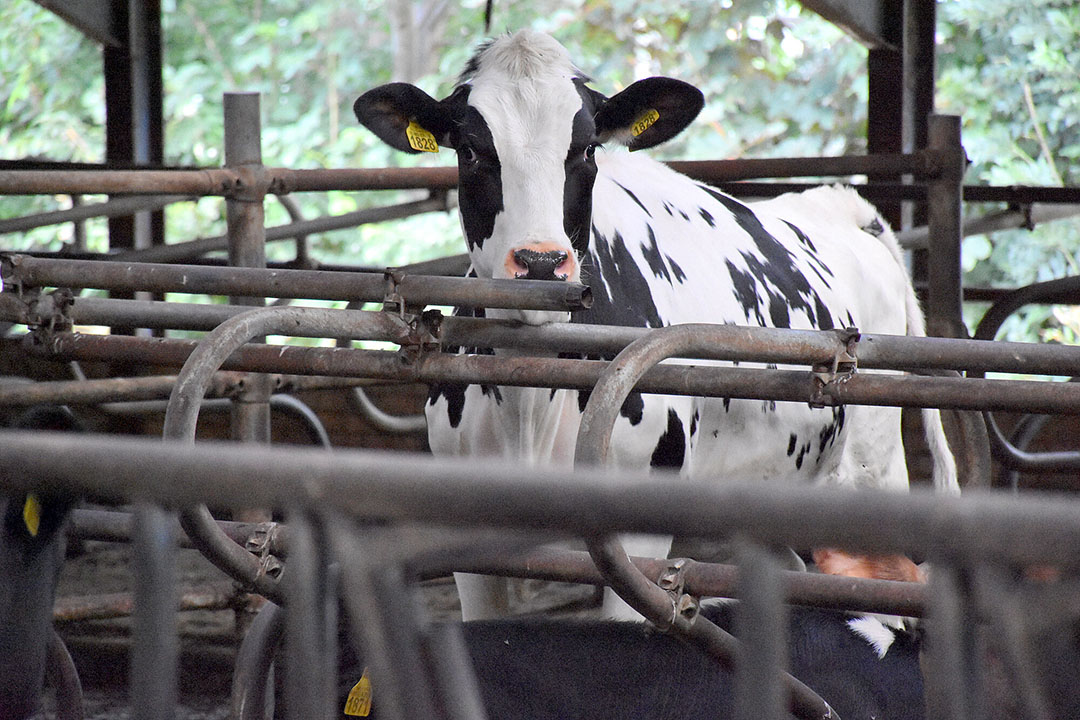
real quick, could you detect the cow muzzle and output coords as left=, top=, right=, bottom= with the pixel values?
left=506, top=244, right=576, bottom=281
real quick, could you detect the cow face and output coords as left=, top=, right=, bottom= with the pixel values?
left=354, top=31, right=703, bottom=320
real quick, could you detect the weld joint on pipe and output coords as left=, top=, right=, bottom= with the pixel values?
left=226, top=165, right=272, bottom=203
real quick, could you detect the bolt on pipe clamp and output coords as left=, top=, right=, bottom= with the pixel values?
left=810, top=327, right=860, bottom=408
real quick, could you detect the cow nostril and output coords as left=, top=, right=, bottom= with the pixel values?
left=511, top=248, right=571, bottom=281
left=510, top=252, right=530, bottom=278
left=555, top=254, right=572, bottom=280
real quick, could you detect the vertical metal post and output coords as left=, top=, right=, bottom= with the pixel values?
left=222, top=92, right=273, bottom=528
left=130, top=503, right=178, bottom=720
left=926, top=114, right=966, bottom=338
left=282, top=512, right=335, bottom=720
left=924, top=565, right=968, bottom=720
left=223, top=92, right=267, bottom=274
left=732, top=541, right=788, bottom=720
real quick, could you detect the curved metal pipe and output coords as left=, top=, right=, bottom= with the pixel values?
left=574, top=324, right=835, bottom=720
left=350, top=387, right=427, bottom=434
left=230, top=601, right=284, bottom=720
left=971, top=277, right=1080, bottom=473
left=1001, top=414, right=1053, bottom=489
left=163, top=306, right=412, bottom=603
left=46, top=629, right=85, bottom=720
left=269, top=394, right=333, bottom=448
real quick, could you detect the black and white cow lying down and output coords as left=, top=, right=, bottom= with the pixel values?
left=330, top=604, right=926, bottom=720
left=354, top=30, right=958, bottom=620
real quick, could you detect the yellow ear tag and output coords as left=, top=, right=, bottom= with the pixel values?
left=344, top=668, right=372, bottom=717
left=631, top=108, right=660, bottom=137
left=23, top=494, right=41, bottom=537
left=406, top=121, right=439, bottom=153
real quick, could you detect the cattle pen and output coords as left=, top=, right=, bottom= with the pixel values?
left=3, top=91, right=1080, bottom=720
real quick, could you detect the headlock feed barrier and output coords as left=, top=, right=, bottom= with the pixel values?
left=2, top=93, right=1080, bottom=720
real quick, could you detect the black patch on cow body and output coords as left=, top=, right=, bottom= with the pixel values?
left=690, top=410, right=699, bottom=438
left=579, top=226, right=665, bottom=329
left=796, top=442, right=811, bottom=470
left=701, top=186, right=835, bottom=331
left=619, top=392, right=645, bottom=426
left=640, top=226, right=673, bottom=284
left=429, top=383, right=467, bottom=429
left=817, top=407, right=846, bottom=457
left=427, top=303, right=487, bottom=429
left=650, top=409, right=686, bottom=468
left=699, top=207, right=715, bottom=226
left=666, top=256, right=686, bottom=283
left=787, top=433, right=797, bottom=456
left=615, top=181, right=651, bottom=217
left=782, top=219, right=835, bottom=289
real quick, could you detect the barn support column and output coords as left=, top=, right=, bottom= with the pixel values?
left=222, top=93, right=275, bottom=630
left=926, top=115, right=966, bottom=338
left=104, top=0, right=165, bottom=253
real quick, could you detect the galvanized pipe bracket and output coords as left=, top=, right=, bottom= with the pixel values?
left=810, top=327, right=860, bottom=408
left=658, top=558, right=700, bottom=625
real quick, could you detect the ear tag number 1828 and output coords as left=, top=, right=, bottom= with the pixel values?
left=406, top=121, right=439, bottom=153
left=631, top=108, right=660, bottom=137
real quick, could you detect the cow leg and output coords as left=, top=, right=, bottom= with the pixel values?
left=600, top=533, right=674, bottom=621
left=454, top=572, right=511, bottom=621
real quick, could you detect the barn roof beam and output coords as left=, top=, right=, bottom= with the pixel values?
left=797, top=0, right=901, bottom=50
left=33, top=0, right=123, bottom=47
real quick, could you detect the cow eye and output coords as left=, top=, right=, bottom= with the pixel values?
left=584, top=143, right=598, bottom=161
left=459, top=145, right=478, bottom=166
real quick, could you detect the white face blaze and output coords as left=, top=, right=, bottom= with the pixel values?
left=459, top=31, right=588, bottom=287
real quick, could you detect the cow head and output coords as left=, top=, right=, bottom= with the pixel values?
left=354, top=30, right=703, bottom=322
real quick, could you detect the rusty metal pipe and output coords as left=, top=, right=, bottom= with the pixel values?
left=26, top=330, right=1080, bottom=415
left=452, top=546, right=928, bottom=617
left=0, top=254, right=592, bottom=311
left=53, top=583, right=239, bottom=622
left=0, top=150, right=945, bottom=198
left=110, top=194, right=450, bottom=264
left=7, top=431, right=1080, bottom=568
left=0, top=194, right=193, bottom=235
left=10, top=288, right=1080, bottom=378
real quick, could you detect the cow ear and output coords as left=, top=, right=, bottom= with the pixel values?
left=353, top=83, right=457, bottom=153
left=594, top=77, right=704, bottom=151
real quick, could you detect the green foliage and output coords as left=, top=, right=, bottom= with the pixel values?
left=936, top=1, right=1080, bottom=341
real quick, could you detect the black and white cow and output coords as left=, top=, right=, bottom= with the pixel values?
left=354, top=30, right=957, bottom=620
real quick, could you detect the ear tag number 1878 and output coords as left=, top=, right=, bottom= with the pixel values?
left=406, top=121, right=439, bottom=153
